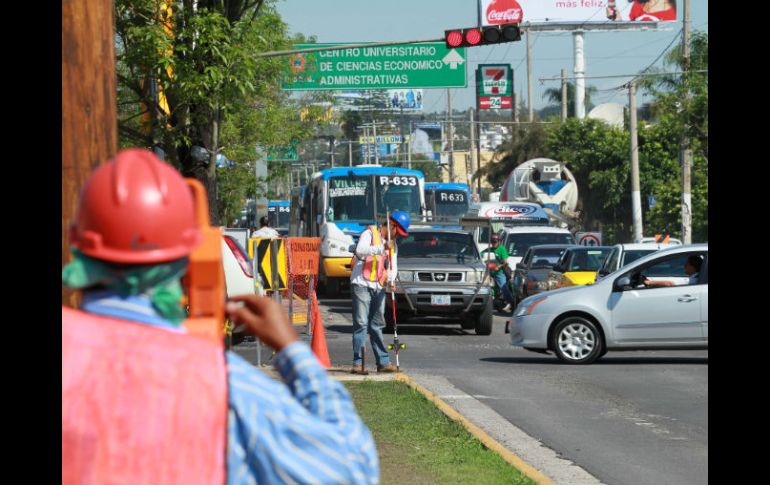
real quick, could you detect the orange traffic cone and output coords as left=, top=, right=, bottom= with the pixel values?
left=310, top=296, right=331, bottom=368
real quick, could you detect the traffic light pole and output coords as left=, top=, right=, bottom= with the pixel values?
left=257, top=38, right=444, bottom=59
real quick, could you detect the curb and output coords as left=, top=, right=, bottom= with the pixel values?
left=394, top=373, right=556, bottom=485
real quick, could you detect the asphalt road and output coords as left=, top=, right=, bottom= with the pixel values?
left=311, top=294, right=709, bottom=485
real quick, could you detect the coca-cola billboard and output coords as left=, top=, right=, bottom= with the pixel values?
left=484, top=0, right=523, bottom=24
left=478, top=0, right=677, bottom=25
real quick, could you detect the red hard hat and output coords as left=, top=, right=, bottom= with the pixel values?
left=69, top=149, right=203, bottom=264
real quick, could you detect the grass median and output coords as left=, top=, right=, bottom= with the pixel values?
left=345, top=380, right=536, bottom=485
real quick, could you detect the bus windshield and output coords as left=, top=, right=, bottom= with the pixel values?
left=433, top=189, right=469, bottom=217
left=327, top=175, right=375, bottom=223
left=268, top=206, right=290, bottom=227
left=375, top=174, right=422, bottom=217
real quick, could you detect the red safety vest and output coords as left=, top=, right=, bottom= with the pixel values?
left=352, top=226, right=390, bottom=286
left=61, top=307, right=227, bottom=485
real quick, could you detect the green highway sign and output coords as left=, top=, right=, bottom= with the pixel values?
left=282, top=43, right=467, bottom=91
left=266, top=141, right=299, bottom=161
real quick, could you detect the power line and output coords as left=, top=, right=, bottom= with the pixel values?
left=539, top=69, right=706, bottom=82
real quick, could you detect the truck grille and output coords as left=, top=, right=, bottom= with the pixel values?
left=416, top=272, right=463, bottom=282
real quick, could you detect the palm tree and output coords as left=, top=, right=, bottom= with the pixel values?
left=542, top=83, right=598, bottom=118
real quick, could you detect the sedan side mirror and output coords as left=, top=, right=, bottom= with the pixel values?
left=614, top=276, right=632, bottom=292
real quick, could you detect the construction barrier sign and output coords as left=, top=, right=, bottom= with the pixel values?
left=287, top=238, right=321, bottom=276
left=250, top=238, right=288, bottom=291
left=283, top=238, right=321, bottom=327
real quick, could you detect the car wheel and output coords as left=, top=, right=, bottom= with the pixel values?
left=475, top=298, right=493, bottom=335
left=551, top=317, right=603, bottom=365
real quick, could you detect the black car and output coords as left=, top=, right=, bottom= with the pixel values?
left=511, top=244, right=575, bottom=309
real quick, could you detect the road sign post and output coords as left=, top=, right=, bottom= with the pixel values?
left=576, top=232, right=602, bottom=246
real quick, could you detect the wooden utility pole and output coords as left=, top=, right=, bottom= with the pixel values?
left=62, top=0, right=118, bottom=307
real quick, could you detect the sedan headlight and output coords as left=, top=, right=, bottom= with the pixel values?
left=535, top=281, right=549, bottom=290
left=514, top=303, right=530, bottom=317
left=397, top=271, right=414, bottom=282
left=515, top=296, right=548, bottom=317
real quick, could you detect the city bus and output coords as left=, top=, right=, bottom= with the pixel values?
left=424, top=182, right=470, bottom=223
left=267, top=200, right=290, bottom=235
left=293, top=165, right=426, bottom=296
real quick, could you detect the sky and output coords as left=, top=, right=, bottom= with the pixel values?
left=273, top=0, right=708, bottom=114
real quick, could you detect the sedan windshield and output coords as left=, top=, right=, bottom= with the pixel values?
left=567, top=249, right=612, bottom=272
left=399, top=232, right=480, bottom=261
left=530, top=248, right=566, bottom=268
left=506, top=233, right=576, bottom=257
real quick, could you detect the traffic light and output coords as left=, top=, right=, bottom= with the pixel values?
left=444, top=23, right=521, bottom=49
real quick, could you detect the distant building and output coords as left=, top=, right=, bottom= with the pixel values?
left=479, top=125, right=510, bottom=151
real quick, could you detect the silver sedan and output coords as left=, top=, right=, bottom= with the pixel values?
left=509, top=244, right=708, bottom=364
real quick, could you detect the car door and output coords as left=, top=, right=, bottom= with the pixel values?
left=609, top=252, right=706, bottom=345
left=513, top=250, right=531, bottom=299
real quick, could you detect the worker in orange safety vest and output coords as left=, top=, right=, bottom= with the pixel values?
left=61, top=149, right=379, bottom=485
left=348, top=211, right=410, bottom=374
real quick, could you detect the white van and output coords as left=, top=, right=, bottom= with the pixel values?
left=499, top=226, right=576, bottom=271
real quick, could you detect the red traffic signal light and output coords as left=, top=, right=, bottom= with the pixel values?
left=464, top=28, right=482, bottom=46
left=445, top=23, right=521, bottom=49
left=445, top=30, right=463, bottom=48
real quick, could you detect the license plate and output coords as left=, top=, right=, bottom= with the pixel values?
left=431, top=294, right=451, bottom=306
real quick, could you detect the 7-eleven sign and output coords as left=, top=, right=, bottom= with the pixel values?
left=477, top=64, right=513, bottom=110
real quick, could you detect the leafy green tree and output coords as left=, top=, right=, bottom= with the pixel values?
left=637, top=30, right=708, bottom=241
left=115, top=0, right=304, bottom=224
left=541, top=83, right=598, bottom=118
left=547, top=119, right=631, bottom=243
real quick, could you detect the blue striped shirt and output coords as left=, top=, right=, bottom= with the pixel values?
left=80, top=292, right=380, bottom=485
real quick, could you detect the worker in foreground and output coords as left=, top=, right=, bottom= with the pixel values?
left=62, top=149, right=379, bottom=485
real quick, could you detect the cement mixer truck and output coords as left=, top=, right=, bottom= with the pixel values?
left=499, top=158, right=581, bottom=230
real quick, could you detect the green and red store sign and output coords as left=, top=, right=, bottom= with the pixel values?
left=476, top=63, right=513, bottom=110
